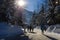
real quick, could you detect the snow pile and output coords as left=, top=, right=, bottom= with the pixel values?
left=44, top=32, right=60, bottom=40
left=46, top=24, right=60, bottom=33
left=0, top=22, right=23, bottom=39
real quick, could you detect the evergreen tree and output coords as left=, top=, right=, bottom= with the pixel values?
left=36, top=4, right=47, bottom=26
left=47, top=0, right=60, bottom=24
left=0, top=0, right=7, bottom=22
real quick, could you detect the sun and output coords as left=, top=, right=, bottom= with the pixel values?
left=15, top=0, right=26, bottom=7
left=17, top=0, right=25, bottom=6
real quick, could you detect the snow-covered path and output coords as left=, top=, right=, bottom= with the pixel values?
left=25, top=28, right=60, bottom=40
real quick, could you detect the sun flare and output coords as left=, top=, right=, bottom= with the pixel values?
left=15, top=0, right=26, bottom=7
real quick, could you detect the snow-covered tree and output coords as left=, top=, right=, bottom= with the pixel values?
left=35, top=4, right=47, bottom=26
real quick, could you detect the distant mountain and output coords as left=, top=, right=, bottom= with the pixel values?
left=22, top=9, right=33, bottom=25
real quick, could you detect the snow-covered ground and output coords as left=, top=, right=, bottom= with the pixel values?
left=46, top=24, right=60, bottom=33
left=26, top=28, right=51, bottom=40
left=0, top=22, right=60, bottom=40
left=0, top=22, right=24, bottom=39
left=25, top=28, right=60, bottom=40
left=44, top=31, right=60, bottom=40
left=44, top=24, right=60, bottom=40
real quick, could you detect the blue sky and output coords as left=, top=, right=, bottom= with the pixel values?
left=24, top=0, right=47, bottom=12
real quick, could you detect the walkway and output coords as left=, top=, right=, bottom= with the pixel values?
left=25, top=28, right=58, bottom=40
